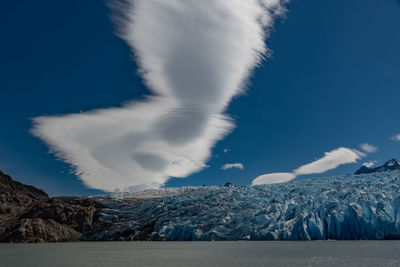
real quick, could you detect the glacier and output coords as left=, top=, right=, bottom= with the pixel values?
left=84, top=171, right=400, bottom=241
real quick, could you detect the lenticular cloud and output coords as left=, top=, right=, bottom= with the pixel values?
left=32, top=0, right=287, bottom=192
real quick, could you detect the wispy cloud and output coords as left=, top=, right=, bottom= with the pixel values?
left=360, top=143, right=378, bottom=153
left=294, top=147, right=364, bottom=175
left=32, top=0, right=288, bottom=192
left=252, top=147, right=365, bottom=185
left=222, top=163, right=244, bottom=170
left=391, top=134, right=400, bottom=142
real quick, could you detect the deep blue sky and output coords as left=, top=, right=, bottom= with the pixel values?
left=1, top=0, right=399, bottom=196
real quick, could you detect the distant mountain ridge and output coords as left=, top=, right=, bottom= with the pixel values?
left=355, top=159, right=400, bottom=175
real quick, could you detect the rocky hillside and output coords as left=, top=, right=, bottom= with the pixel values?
left=0, top=170, right=101, bottom=243
left=0, top=170, right=48, bottom=235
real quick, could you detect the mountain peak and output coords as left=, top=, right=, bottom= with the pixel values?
left=385, top=159, right=400, bottom=167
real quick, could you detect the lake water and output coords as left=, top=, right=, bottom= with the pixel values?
left=1, top=241, right=400, bottom=266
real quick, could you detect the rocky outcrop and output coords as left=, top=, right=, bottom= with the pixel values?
left=0, top=170, right=101, bottom=243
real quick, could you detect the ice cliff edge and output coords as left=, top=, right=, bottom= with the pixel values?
left=86, top=171, right=400, bottom=241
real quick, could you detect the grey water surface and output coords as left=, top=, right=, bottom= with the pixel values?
left=1, top=241, right=400, bottom=267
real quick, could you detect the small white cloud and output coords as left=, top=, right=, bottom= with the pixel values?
left=391, top=134, right=400, bottom=142
left=294, top=147, right=364, bottom=175
left=360, top=143, right=378, bottom=153
left=252, top=172, right=296, bottom=185
left=362, top=161, right=376, bottom=168
left=223, top=148, right=230, bottom=153
left=222, top=163, right=244, bottom=170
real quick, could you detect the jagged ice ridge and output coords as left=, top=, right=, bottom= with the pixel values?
left=85, top=171, right=400, bottom=241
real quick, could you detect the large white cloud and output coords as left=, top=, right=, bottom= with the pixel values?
left=32, top=0, right=287, bottom=192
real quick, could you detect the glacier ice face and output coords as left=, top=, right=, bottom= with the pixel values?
left=84, top=171, right=400, bottom=241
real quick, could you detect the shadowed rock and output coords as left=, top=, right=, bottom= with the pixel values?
left=1, top=218, right=81, bottom=243
left=0, top=170, right=101, bottom=243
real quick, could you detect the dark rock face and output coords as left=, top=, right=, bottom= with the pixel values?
left=1, top=218, right=82, bottom=243
left=20, top=199, right=97, bottom=233
left=355, top=159, right=400, bottom=175
left=0, top=170, right=100, bottom=243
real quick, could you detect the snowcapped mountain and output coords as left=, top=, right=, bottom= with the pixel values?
left=355, top=159, right=400, bottom=175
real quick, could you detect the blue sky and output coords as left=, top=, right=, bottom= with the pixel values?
left=0, top=0, right=399, bottom=196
